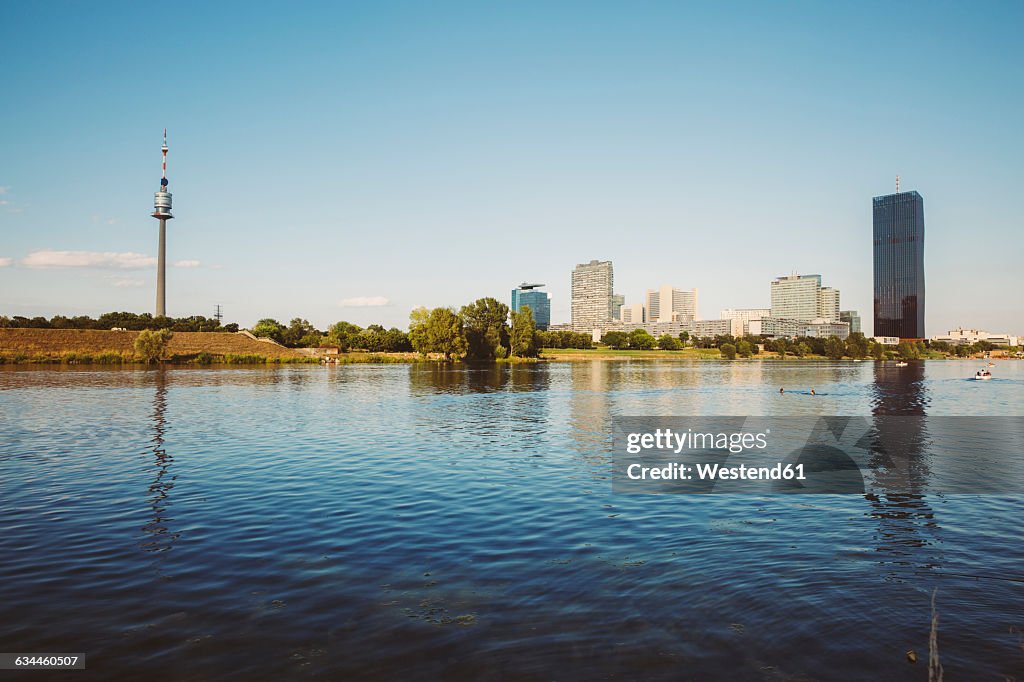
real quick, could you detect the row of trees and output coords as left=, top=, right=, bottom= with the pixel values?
left=0, top=312, right=238, bottom=333
left=593, top=329, right=937, bottom=361
left=408, top=298, right=540, bottom=360
left=250, top=318, right=414, bottom=352
left=535, top=330, right=594, bottom=349
left=928, top=339, right=1002, bottom=357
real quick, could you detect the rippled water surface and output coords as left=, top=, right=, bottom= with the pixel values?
left=1, top=360, right=1022, bottom=680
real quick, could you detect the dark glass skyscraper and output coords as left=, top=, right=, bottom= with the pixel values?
left=873, top=190, right=925, bottom=339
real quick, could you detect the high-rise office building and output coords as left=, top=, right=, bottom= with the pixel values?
left=873, top=190, right=925, bottom=339
left=571, top=260, right=614, bottom=332
left=645, top=285, right=698, bottom=323
left=770, top=274, right=840, bottom=322
left=818, top=287, right=840, bottom=322
left=840, top=310, right=861, bottom=335
left=511, top=283, right=551, bottom=330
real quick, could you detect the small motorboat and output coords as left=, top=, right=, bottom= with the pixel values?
left=895, top=361, right=908, bottom=367
left=988, top=362, right=995, bottom=367
left=974, top=369, right=992, bottom=380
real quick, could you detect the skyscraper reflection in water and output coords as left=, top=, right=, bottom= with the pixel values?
left=867, top=362, right=939, bottom=575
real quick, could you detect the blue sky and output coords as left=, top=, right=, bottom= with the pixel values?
left=2, top=1, right=1022, bottom=335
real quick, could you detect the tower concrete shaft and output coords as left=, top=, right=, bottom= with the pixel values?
left=156, top=219, right=167, bottom=317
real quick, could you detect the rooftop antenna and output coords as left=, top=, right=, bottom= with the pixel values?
left=896, top=175, right=900, bottom=193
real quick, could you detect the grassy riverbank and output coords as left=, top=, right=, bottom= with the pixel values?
left=0, top=328, right=314, bottom=364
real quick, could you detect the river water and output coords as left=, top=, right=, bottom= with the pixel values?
left=1, top=360, right=1022, bottom=679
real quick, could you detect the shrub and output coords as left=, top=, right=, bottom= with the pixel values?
left=135, top=329, right=174, bottom=364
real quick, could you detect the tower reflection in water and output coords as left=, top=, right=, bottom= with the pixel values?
left=141, top=370, right=181, bottom=560
left=867, top=362, right=940, bottom=574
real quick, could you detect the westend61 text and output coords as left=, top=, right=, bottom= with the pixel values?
left=625, top=428, right=770, bottom=454
left=626, top=462, right=806, bottom=481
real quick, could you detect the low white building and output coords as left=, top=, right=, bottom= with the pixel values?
left=872, top=336, right=900, bottom=346
left=720, top=308, right=770, bottom=335
left=749, top=317, right=850, bottom=340
left=695, top=318, right=742, bottom=337
left=931, top=328, right=1020, bottom=347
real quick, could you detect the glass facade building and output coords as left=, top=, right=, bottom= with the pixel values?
left=511, top=285, right=551, bottom=330
left=873, top=191, right=925, bottom=339
left=840, top=310, right=862, bottom=335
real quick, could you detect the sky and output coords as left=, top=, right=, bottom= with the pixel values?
left=1, top=1, right=1022, bottom=335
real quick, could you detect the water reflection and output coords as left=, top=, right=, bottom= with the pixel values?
left=867, top=362, right=940, bottom=578
left=140, top=370, right=180, bottom=560
left=568, top=362, right=615, bottom=459
left=405, top=364, right=553, bottom=452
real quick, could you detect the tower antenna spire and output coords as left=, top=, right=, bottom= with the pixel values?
left=161, top=128, right=169, bottom=185
left=896, top=174, right=900, bottom=193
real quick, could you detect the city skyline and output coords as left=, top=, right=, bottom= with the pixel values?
left=1, top=3, right=1022, bottom=334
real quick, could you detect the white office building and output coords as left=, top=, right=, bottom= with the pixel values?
left=571, top=260, right=615, bottom=333
left=770, top=274, right=840, bottom=322
left=645, top=285, right=698, bottom=323
left=620, top=303, right=645, bottom=324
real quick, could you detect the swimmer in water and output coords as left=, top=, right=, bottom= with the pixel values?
left=779, top=387, right=784, bottom=394
left=810, top=388, right=816, bottom=396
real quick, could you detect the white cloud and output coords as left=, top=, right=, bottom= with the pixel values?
left=173, top=259, right=201, bottom=268
left=0, top=186, right=9, bottom=195
left=339, top=296, right=391, bottom=307
left=0, top=257, right=12, bottom=267
left=22, top=250, right=156, bottom=269
left=112, top=278, right=145, bottom=288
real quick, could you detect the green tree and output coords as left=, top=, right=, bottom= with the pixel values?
left=775, top=338, right=788, bottom=358
left=408, top=308, right=431, bottom=355
left=825, top=336, right=845, bottom=360
left=252, top=318, right=286, bottom=344
left=897, top=340, right=921, bottom=360
left=736, top=339, right=752, bottom=358
left=134, top=329, right=173, bottom=364
left=796, top=342, right=811, bottom=358
left=510, top=306, right=539, bottom=358
left=383, top=328, right=413, bottom=352
left=460, top=297, right=510, bottom=361
left=427, top=307, right=467, bottom=360
left=629, top=329, right=656, bottom=350
left=299, top=332, right=324, bottom=348
left=657, top=334, right=681, bottom=350
left=845, top=332, right=868, bottom=359
left=720, top=342, right=737, bottom=360
left=678, top=331, right=690, bottom=346
left=870, top=341, right=885, bottom=360
left=282, top=318, right=318, bottom=347
left=328, top=320, right=363, bottom=351
left=601, top=330, right=630, bottom=349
